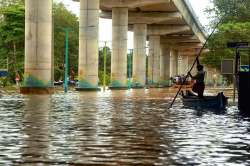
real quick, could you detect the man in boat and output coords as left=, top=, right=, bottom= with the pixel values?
left=187, top=63, right=206, bottom=98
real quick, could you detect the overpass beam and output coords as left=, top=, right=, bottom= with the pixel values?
left=110, top=7, right=128, bottom=89
left=170, top=49, right=178, bottom=77
left=77, top=0, right=100, bottom=91
left=101, top=11, right=182, bottom=24
left=132, top=24, right=147, bottom=88
left=101, top=0, right=170, bottom=8
left=160, top=45, right=170, bottom=87
left=148, top=25, right=190, bottom=36
left=172, top=0, right=206, bottom=43
left=21, top=0, right=53, bottom=94
left=148, top=35, right=161, bottom=87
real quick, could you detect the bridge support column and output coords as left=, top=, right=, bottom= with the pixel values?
left=132, top=24, right=147, bottom=88
left=148, top=35, right=161, bottom=87
left=178, top=55, right=189, bottom=75
left=21, top=0, right=53, bottom=94
left=170, top=49, right=178, bottom=78
left=110, top=7, right=128, bottom=89
left=160, top=46, right=170, bottom=87
left=188, top=55, right=196, bottom=75
left=77, top=0, right=100, bottom=91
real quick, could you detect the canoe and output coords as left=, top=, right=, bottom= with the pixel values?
left=182, top=92, right=228, bottom=110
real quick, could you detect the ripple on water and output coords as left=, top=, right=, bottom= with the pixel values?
left=0, top=90, right=249, bottom=165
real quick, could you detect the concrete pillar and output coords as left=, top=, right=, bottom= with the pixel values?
left=160, top=45, right=170, bottom=86
left=178, top=55, right=189, bottom=75
left=188, top=55, right=196, bottom=75
left=77, top=0, right=100, bottom=91
left=183, top=55, right=189, bottom=74
left=132, top=24, right=147, bottom=88
left=170, top=49, right=178, bottom=77
left=148, top=35, right=161, bottom=86
left=21, top=0, right=53, bottom=94
left=110, top=8, right=128, bottom=89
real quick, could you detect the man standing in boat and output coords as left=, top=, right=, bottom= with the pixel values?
left=188, top=62, right=206, bottom=98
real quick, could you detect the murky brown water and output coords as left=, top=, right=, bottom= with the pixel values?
left=0, top=89, right=249, bottom=165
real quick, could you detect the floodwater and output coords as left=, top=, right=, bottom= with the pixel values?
left=0, top=89, right=249, bottom=166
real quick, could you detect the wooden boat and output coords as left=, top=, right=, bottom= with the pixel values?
left=173, top=80, right=194, bottom=89
left=174, top=84, right=193, bottom=89
left=182, top=92, right=228, bottom=110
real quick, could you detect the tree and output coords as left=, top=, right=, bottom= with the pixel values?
left=53, top=3, right=79, bottom=81
left=98, top=46, right=111, bottom=85
left=0, top=3, right=24, bottom=82
left=0, top=2, right=80, bottom=83
left=202, top=0, right=250, bottom=70
left=208, top=0, right=250, bottom=23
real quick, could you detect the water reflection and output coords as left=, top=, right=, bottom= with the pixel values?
left=21, top=96, right=51, bottom=164
left=0, top=89, right=249, bottom=165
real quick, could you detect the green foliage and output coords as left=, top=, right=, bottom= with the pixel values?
left=0, top=2, right=80, bottom=84
left=0, top=2, right=24, bottom=83
left=209, top=0, right=250, bottom=22
left=98, top=47, right=111, bottom=85
left=203, top=0, right=250, bottom=69
left=127, top=51, right=133, bottom=78
left=53, top=3, right=79, bottom=81
left=0, top=77, right=11, bottom=87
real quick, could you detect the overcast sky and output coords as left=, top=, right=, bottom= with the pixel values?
left=55, top=0, right=212, bottom=48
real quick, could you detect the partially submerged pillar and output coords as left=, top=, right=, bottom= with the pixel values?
left=178, top=55, right=189, bottom=75
left=188, top=55, right=196, bottom=75
left=21, top=0, right=53, bottom=94
left=110, top=7, right=128, bottom=89
left=77, top=0, right=100, bottom=91
left=132, top=24, right=147, bottom=88
left=160, top=46, right=170, bottom=87
left=170, top=49, right=178, bottom=77
left=148, top=35, right=161, bottom=87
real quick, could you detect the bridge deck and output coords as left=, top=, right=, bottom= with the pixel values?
left=73, top=0, right=207, bottom=54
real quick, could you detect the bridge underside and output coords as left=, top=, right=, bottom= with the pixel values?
left=100, top=0, right=205, bottom=42
left=22, top=0, right=206, bottom=94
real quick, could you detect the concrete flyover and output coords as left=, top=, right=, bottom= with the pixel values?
left=22, top=0, right=206, bottom=94
left=99, top=0, right=206, bottom=88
